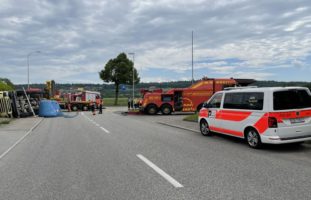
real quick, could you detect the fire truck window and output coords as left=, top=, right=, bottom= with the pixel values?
left=162, top=96, right=172, bottom=102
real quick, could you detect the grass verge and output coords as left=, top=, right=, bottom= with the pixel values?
left=183, top=113, right=198, bottom=122
left=103, top=98, right=128, bottom=106
left=0, top=119, right=11, bottom=126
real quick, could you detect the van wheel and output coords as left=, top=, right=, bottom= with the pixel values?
left=82, top=106, right=88, bottom=111
left=200, top=120, right=212, bottom=136
left=147, top=105, right=158, bottom=115
left=161, top=105, right=172, bottom=115
left=246, top=129, right=262, bottom=149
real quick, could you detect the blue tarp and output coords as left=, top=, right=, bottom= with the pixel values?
left=39, top=100, right=62, bottom=117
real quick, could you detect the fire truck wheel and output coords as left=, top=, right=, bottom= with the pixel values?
left=200, top=120, right=212, bottom=136
left=161, top=104, right=172, bottom=115
left=71, top=105, right=78, bottom=111
left=245, top=128, right=262, bottom=149
left=147, top=104, right=158, bottom=115
left=82, top=106, right=88, bottom=111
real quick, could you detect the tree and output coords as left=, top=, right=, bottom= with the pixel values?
left=0, top=78, right=14, bottom=91
left=99, top=53, right=140, bottom=105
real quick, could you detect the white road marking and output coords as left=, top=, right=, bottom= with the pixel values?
left=136, top=154, right=184, bottom=188
left=82, top=113, right=110, bottom=133
left=100, top=127, right=110, bottom=133
left=0, top=118, right=44, bottom=160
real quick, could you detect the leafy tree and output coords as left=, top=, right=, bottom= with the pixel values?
left=0, top=78, right=14, bottom=91
left=99, top=53, right=140, bottom=105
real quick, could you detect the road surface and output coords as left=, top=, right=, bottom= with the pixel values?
left=0, top=109, right=310, bottom=200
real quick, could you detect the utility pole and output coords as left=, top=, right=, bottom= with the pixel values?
left=128, top=53, right=135, bottom=101
left=192, top=31, right=194, bottom=84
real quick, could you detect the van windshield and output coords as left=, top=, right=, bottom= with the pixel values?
left=273, top=89, right=311, bottom=110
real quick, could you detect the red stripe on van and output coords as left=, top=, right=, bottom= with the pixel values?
left=269, top=110, right=311, bottom=121
left=254, top=113, right=269, bottom=134
left=199, top=108, right=208, bottom=118
left=216, top=110, right=252, bottom=121
left=210, top=126, right=244, bottom=137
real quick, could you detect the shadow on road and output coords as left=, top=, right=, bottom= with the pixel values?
left=60, top=112, right=80, bottom=118
left=211, top=132, right=311, bottom=152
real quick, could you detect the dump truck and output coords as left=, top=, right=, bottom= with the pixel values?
left=140, top=77, right=255, bottom=115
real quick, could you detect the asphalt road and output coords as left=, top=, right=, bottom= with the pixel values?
left=0, top=109, right=311, bottom=200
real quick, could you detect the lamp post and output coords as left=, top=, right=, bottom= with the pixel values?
left=27, top=50, right=41, bottom=90
left=128, top=52, right=135, bottom=101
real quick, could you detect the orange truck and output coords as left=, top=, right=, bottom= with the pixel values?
left=140, top=77, right=255, bottom=115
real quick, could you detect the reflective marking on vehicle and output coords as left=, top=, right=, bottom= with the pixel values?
left=210, top=126, right=244, bottom=137
left=216, top=110, right=252, bottom=121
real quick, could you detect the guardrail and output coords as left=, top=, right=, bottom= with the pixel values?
left=0, top=96, right=12, bottom=118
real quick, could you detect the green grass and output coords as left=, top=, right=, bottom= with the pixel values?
left=0, top=119, right=11, bottom=126
left=183, top=113, right=198, bottom=122
left=103, top=97, right=128, bottom=106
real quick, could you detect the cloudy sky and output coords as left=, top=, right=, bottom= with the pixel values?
left=1, top=0, right=311, bottom=84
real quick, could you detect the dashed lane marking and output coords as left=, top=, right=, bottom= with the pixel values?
left=137, top=154, right=183, bottom=188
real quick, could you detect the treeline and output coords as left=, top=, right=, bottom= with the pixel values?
left=15, top=80, right=311, bottom=98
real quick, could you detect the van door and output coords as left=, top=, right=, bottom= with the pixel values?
left=205, top=93, right=223, bottom=129
left=174, top=91, right=183, bottom=111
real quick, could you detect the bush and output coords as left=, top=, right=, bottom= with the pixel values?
left=0, top=78, right=14, bottom=91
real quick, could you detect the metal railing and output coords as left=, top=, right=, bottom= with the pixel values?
left=0, top=93, right=12, bottom=118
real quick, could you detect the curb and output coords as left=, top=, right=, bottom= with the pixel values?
left=157, top=122, right=200, bottom=133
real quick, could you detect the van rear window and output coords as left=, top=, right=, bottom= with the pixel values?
left=273, top=89, right=311, bottom=110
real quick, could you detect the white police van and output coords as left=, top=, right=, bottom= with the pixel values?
left=198, top=87, right=311, bottom=148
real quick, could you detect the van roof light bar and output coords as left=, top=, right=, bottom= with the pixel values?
left=224, top=86, right=258, bottom=91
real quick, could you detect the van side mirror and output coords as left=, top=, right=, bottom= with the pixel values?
left=203, top=102, right=210, bottom=108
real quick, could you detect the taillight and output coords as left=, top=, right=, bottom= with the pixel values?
left=268, top=117, right=278, bottom=128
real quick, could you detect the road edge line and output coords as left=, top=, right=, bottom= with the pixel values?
left=136, top=154, right=183, bottom=188
left=157, top=122, right=199, bottom=133
left=0, top=118, right=44, bottom=160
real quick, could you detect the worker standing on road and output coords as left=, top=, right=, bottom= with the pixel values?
left=90, top=100, right=96, bottom=115
left=128, top=97, right=131, bottom=110
left=98, top=99, right=103, bottom=114
left=67, top=98, right=71, bottom=112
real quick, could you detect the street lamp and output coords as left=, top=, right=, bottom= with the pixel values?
left=27, top=50, right=41, bottom=90
left=128, top=52, right=135, bottom=101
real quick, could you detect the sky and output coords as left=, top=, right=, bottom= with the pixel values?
left=1, top=0, right=311, bottom=84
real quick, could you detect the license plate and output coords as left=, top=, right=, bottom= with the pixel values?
left=290, top=118, right=305, bottom=124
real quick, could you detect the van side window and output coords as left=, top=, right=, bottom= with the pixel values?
left=209, top=93, right=223, bottom=108
left=224, top=92, right=264, bottom=110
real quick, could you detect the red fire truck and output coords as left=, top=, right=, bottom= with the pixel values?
left=140, top=77, right=255, bottom=115
left=45, top=80, right=101, bottom=111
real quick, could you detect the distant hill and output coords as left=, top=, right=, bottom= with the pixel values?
left=16, top=80, right=311, bottom=98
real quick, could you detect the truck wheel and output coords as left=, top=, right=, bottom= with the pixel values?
left=147, top=105, right=158, bottom=115
left=82, top=106, right=88, bottom=111
left=161, top=104, right=172, bottom=115
left=246, top=128, right=262, bottom=149
left=200, top=120, right=212, bottom=136
left=71, top=105, right=78, bottom=111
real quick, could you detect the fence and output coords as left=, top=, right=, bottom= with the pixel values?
left=0, top=92, right=12, bottom=118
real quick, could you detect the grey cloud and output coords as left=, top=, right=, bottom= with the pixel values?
left=1, top=0, right=311, bottom=83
